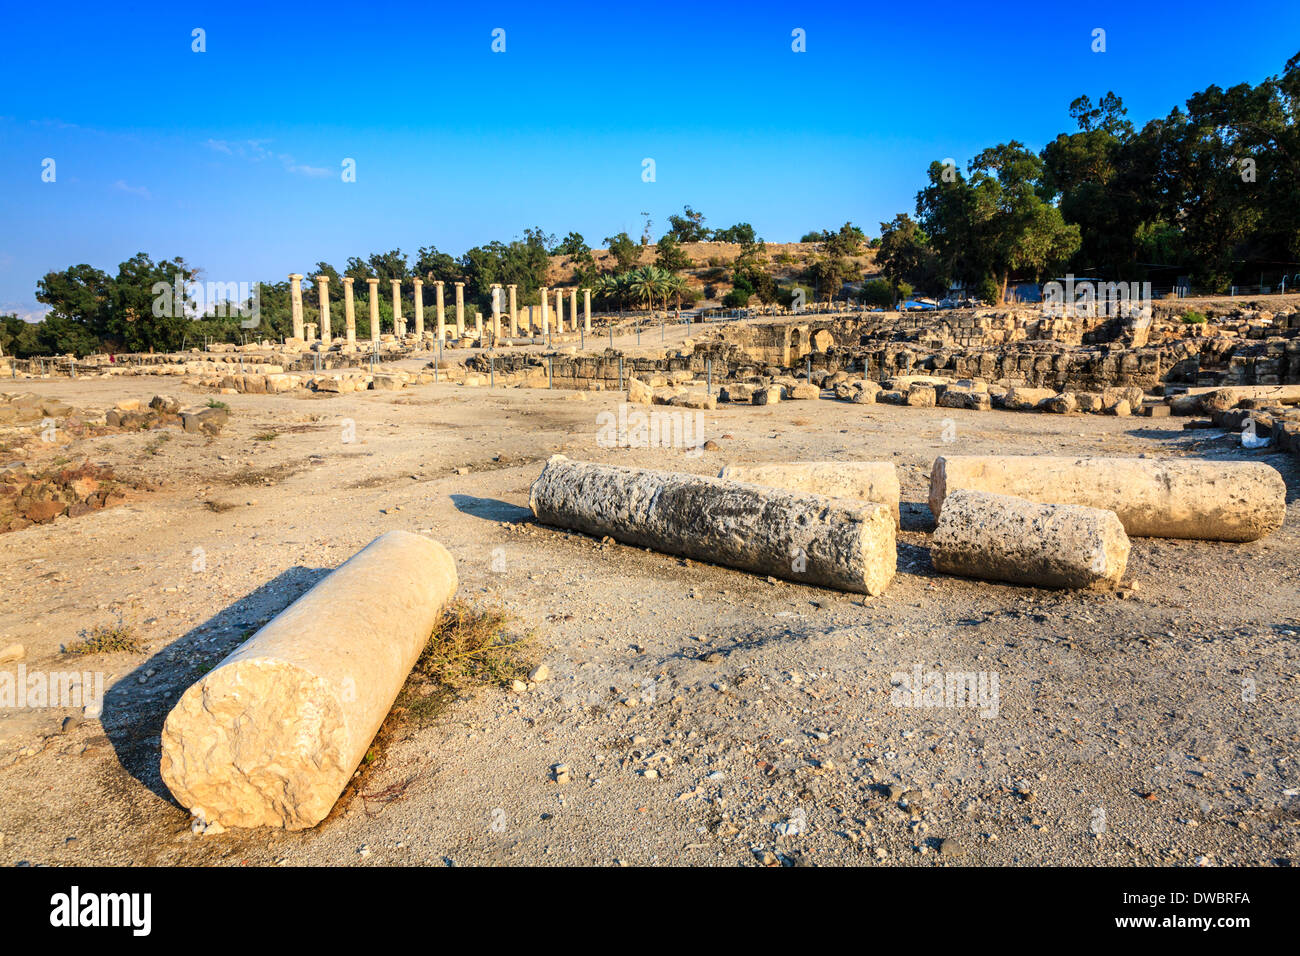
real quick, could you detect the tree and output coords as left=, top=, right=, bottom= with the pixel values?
left=413, top=245, right=460, bottom=284
left=722, top=287, right=751, bottom=308
left=808, top=256, right=853, bottom=305
left=860, top=279, right=894, bottom=308
left=603, top=232, right=641, bottom=271
left=1040, top=93, right=1147, bottom=277
left=662, top=273, right=692, bottom=309
left=655, top=234, right=692, bottom=272
left=918, top=143, right=1079, bottom=302
left=35, top=264, right=112, bottom=347
left=666, top=205, right=708, bottom=243
left=823, top=222, right=867, bottom=257
left=366, top=249, right=409, bottom=281
left=876, top=214, right=943, bottom=295
left=629, top=266, right=668, bottom=311
left=556, top=232, right=592, bottom=262
left=801, top=223, right=866, bottom=256
left=712, top=222, right=756, bottom=244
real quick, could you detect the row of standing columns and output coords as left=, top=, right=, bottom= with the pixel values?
left=286, top=274, right=592, bottom=346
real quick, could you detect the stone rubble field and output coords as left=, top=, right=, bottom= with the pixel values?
left=0, top=364, right=1296, bottom=867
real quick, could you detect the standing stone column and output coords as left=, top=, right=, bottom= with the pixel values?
left=390, top=279, right=404, bottom=337
left=289, top=273, right=305, bottom=340
left=305, top=322, right=316, bottom=345
left=555, top=288, right=565, bottom=333
left=583, top=288, right=592, bottom=331
left=366, top=278, right=380, bottom=345
left=490, top=284, right=503, bottom=342
left=570, top=288, right=579, bottom=335
left=342, top=277, right=356, bottom=346
left=316, top=275, right=331, bottom=346
left=539, top=286, right=549, bottom=334
left=454, top=282, right=465, bottom=338
left=508, top=284, right=518, bottom=337
left=413, top=278, right=425, bottom=340
left=434, top=280, right=446, bottom=343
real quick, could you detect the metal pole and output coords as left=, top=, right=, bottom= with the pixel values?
left=806, top=355, right=811, bottom=382
left=618, top=356, right=623, bottom=391
left=707, top=358, right=712, bottom=395
left=609, top=323, right=613, bottom=348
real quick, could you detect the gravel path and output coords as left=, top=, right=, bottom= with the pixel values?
left=0, top=370, right=1296, bottom=866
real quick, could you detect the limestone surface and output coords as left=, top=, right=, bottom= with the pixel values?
left=930, top=455, right=1286, bottom=541
left=530, top=455, right=895, bottom=594
left=718, top=461, right=901, bottom=524
left=159, top=530, right=458, bottom=830
left=932, top=489, right=1130, bottom=590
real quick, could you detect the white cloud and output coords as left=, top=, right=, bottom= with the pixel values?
left=204, top=138, right=330, bottom=176
left=0, top=302, right=50, bottom=323
left=112, top=180, right=151, bottom=199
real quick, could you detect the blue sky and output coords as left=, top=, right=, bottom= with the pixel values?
left=1, top=0, right=1296, bottom=317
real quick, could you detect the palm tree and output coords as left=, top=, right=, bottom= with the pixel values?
left=594, top=273, right=618, bottom=310
left=663, top=273, right=688, bottom=309
left=614, top=271, right=636, bottom=312
left=630, top=265, right=669, bottom=312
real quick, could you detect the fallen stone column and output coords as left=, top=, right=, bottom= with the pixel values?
left=530, top=455, right=895, bottom=594
left=160, top=530, right=458, bottom=830
left=718, top=461, right=900, bottom=525
left=931, top=489, right=1129, bottom=590
left=929, top=455, right=1286, bottom=542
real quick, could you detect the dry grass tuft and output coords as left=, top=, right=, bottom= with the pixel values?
left=67, top=614, right=142, bottom=656
left=331, top=601, right=537, bottom=818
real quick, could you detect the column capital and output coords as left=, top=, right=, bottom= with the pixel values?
left=453, top=281, right=465, bottom=287
left=433, top=279, right=444, bottom=287
left=316, top=274, right=330, bottom=285
left=366, top=277, right=379, bottom=286
left=289, top=273, right=303, bottom=281
left=412, top=276, right=423, bottom=285
left=507, top=283, right=517, bottom=290
left=389, top=278, right=402, bottom=287
left=342, top=276, right=354, bottom=285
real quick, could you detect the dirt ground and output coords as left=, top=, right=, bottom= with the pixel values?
left=0, top=363, right=1297, bottom=867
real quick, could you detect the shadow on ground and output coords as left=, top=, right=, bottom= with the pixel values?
left=450, top=493, right=531, bottom=522
left=102, top=565, right=330, bottom=806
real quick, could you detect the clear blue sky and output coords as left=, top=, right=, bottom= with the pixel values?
left=1, top=0, right=1296, bottom=317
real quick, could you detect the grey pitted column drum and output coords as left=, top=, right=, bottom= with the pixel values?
left=160, top=531, right=458, bottom=830
left=929, top=455, right=1285, bottom=542
left=931, top=489, right=1129, bottom=590
left=530, top=455, right=895, bottom=594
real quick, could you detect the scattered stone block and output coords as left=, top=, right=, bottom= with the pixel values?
left=530, top=456, right=895, bottom=595
left=932, top=489, right=1129, bottom=590
left=930, top=455, right=1286, bottom=541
